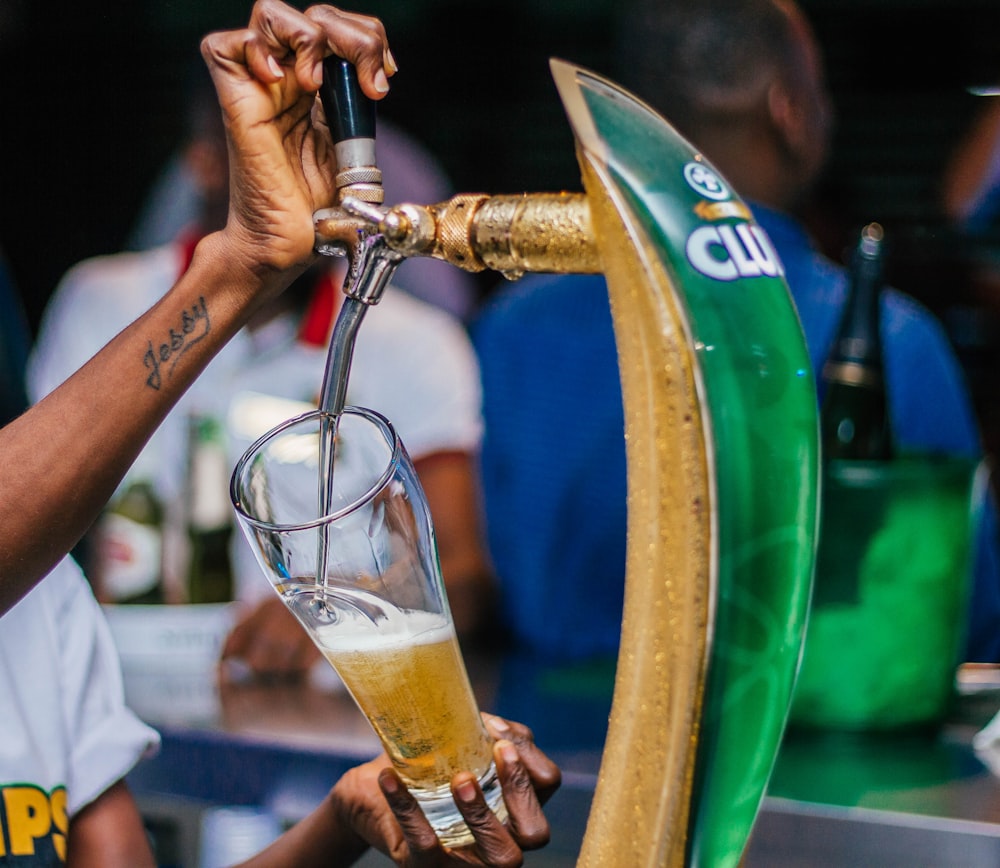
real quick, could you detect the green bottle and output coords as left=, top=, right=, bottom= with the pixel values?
left=820, top=222, right=893, bottom=462
left=96, top=479, right=165, bottom=604
left=186, top=415, right=234, bottom=604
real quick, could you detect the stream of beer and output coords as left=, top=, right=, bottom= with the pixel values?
left=316, top=412, right=339, bottom=597
left=315, top=296, right=369, bottom=597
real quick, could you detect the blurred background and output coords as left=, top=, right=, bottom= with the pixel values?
left=4, top=0, right=1000, bottom=448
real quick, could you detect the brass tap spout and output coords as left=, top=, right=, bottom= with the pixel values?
left=315, top=191, right=602, bottom=281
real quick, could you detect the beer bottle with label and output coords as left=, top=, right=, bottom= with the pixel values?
left=94, top=479, right=165, bottom=604
left=186, top=414, right=234, bottom=604
left=820, top=222, right=893, bottom=461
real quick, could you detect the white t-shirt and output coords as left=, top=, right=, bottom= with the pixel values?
left=0, top=558, right=159, bottom=860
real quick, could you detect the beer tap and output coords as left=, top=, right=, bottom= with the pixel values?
left=300, top=57, right=823, bottom=866
left=314, top=57, right=403, bottom=417
left=312, top=58, right=607, bottom=362
left=311, top=56, right=407, bottom=594
left=317, top=191, right=602, bottom=284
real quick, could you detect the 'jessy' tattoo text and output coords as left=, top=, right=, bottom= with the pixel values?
left=143, top=297, right=210, bottom=390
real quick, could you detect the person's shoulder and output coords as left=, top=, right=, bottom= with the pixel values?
left=485, top=272, right=606, bottom=310
left=354, top=287, right=477, bottom=375
left=44, top=556, right=92, bottom=600
left=881, top=286, right=948, bottom=338
left=29, top=245, right=182, bottom=398
left=377, top=286, right=470, bottom=337
left=6, top=556, right=91, bottom=626
left=51, top=244, right=179, bottom=311
left=474, top=273, right=608, bottom=333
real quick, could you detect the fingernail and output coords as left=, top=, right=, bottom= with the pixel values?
left=386, top=50, right=399, bottom=75
left=374, top=69, right=390, bottom=94
left=455, top=779, right=477, bottom=803
left=267, top=55, right=285, bottom=79
left=499, top=740, right=519, bottom=765
left=487, top=715, right=511, bottom=736
left=379, top=770, right=401, bottom=795
left=313, top=61, right=324, bottom=86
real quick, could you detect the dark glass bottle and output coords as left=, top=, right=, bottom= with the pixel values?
left=820, top=222, right=893, bottom=461
left=186, top=415, right=234, bottom=604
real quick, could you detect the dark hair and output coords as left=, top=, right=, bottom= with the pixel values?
left=612, top=0, right=795, bottom=135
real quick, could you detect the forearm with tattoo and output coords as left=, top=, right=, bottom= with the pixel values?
left=142, top=297, right=211, bottom=390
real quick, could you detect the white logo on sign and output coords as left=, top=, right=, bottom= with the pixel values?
left=685, top=222, right=785, bottom=282
left=683, top=162, right=730, bottom=201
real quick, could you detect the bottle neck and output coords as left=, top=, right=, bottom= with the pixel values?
left=819, top=223, right=893, bottom=461
left=825, top=244, right=885, bottom=379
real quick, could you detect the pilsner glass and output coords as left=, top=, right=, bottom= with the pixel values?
left=230, top=406, right=506, bottom=846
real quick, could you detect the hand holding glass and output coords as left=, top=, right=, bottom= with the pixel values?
left=230, top=407, right=506, bottom=846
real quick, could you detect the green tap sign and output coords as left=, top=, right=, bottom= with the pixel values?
left=553, top=62, right=820, bottom=867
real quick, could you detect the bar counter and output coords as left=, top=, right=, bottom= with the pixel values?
left=111, top=607, right=1000, bottom=866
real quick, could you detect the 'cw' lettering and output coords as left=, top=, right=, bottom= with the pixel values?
left=686, top=222, right=785, bottom=282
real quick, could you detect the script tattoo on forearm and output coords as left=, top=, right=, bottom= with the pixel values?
left=143, top=297, right=210, bottom=390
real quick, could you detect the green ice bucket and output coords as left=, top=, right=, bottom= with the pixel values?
left=790, top=455, right=983, bottom=730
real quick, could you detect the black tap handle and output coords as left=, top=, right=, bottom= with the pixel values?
left=320, top=56, right=376, bottom=142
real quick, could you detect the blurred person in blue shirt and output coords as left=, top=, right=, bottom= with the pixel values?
left=473, top=0, right=1000, bottom=663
